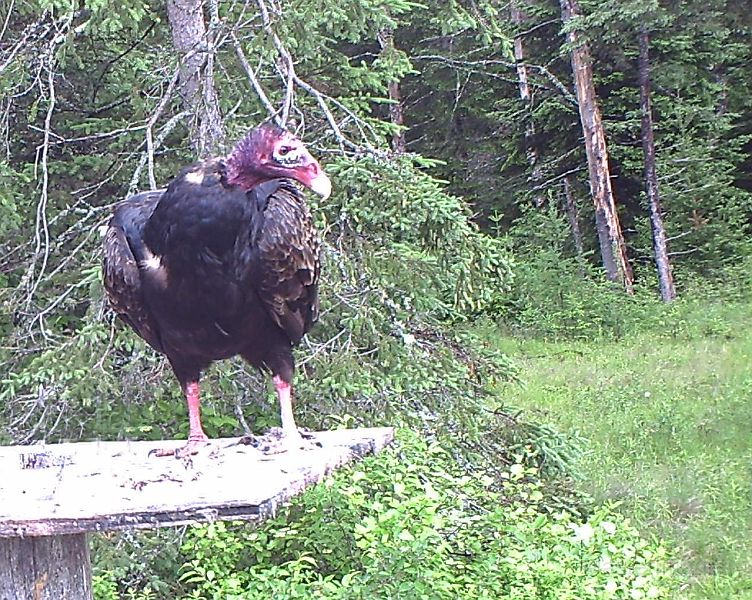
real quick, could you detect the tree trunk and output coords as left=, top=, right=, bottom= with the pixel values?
left=638, top=29, right=676, bottom=302
left=563, top=175, right=585, bottom=261
left=594, top=204, right=618, bottom=278
left=511, top=0, right=544, bottom=207
left=378, top=28, right=406, bottom=153
left=165, top=0, right=224, bottom=157
left=0, top=534, right=91, bottom=599
left=560, top=0, right=633, bottom=293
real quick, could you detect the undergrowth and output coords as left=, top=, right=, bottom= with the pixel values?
left=93, top=431, right=678, bottom=599
left=494, top=281, right=752, bottom=599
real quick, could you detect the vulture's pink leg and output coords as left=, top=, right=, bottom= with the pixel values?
left=150, top=381, right=209, bottom=457
left=185, top=381, right=209, bottom=444
left=274, top=375, right=304, bottom=450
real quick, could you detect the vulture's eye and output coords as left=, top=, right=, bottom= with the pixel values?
left=278, top=145, right=293, bottom=156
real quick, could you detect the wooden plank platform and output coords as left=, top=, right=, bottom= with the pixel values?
left=0, top=427, right=394, bottom=538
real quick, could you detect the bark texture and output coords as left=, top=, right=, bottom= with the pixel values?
left=165, top=0, right=224, bottom=157
left=378, top=28, right=406, bottom=153
left=0, top=534, right=91, bottom=600
left=560, top=0, right=633, bottom=292
left=512, top=0, right=544, bottom=206
left=563, top=175, right=585, bottom=262
left=638, top=29, right=676, bottom=302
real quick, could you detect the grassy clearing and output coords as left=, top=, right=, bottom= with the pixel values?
left=493, top=299, right=752, bottom=599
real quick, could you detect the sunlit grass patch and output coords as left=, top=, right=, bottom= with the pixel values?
left=492, top=298, right=752, bottom=598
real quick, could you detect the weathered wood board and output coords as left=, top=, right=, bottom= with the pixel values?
left=0, top=534, right=91, bottom=599
left=0, top=428, right=394, bottom=538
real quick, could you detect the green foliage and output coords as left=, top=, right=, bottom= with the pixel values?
left=497, top=204, right=752, bottom=340
left=0, top=161, right=25, bottom=240
left=0, top=1, right=748, bottom=598
left=91, top=529, right=183, bottom=599
left=0, top=151, right=516, bottom=448
left=500, top=251, right=654, bottom=340
left=0, top=0, right=517, bottom=449
left=496, top=296, right=752, bottom=598
left=584, top=0, right=752, bottom=277
left=323, top=154, right=514, bottom=317
left=497, top=206, right=648, bottom=340
left=398, top=0, right=752, bottom=282
left=172, top=432, right=676, bottom=600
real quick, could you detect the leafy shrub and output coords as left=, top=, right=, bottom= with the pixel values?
left=171, top=431, right=677, bottom=600
left=498, top=247, right=659, bottom=340
left=498, top=245, right=752, bottom=343
left=321, top=154, right=514, bottom=318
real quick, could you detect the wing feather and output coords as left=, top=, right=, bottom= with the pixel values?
left=249, top=181, right=320, bottom=343
left=103, top=192, right=165, bottom=353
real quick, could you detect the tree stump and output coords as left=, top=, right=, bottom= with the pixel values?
left=0, top=428, right=394, bottom=599
left=0, top=534, right=91, bottom=600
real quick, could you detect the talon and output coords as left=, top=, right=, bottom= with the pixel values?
left=148, top=447, right=171, bottom=458
left=259, top=429, right=320, bottom=455
left=148, top=435, right=210, bottom=458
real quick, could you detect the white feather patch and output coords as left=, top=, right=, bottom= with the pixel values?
left=139, top=248, right=163, bottom=271
left=184, top=171, right=204, bottom=184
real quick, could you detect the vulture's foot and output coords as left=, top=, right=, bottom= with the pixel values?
left=148, top=434, right=210, bottom=458
left=257, top=427, right=321, bottom=455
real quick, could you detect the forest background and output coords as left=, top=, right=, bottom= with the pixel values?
left=1, top=0, right=751, bottom=598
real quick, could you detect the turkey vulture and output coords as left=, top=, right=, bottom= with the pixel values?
left=103, top=124, right=331, bottom=456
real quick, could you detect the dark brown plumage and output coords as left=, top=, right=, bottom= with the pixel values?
left=103, top=124, right=331, bottom=456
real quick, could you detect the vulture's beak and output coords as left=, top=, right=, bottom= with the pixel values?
left=309, top=170, right=332, bottom=200
left=297, top=147, right=332, bottom=199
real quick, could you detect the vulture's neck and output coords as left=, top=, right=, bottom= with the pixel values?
left=225, top=162, right=267, bottom=191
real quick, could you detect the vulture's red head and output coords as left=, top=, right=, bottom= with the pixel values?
left=226, top=124, right=331, bottom=199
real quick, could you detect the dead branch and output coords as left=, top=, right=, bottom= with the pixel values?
left=144, top=66, right=181, bottom=190
left=231, top=32, right=280, bottom=124
left=24, top=16, right=73, bottom=338
left=130, top=108, right=191, bottom=194
left=0, top=0, right=14, bottom=44
left=252, top=0, right=365, bottom=150
left=414, top=54, right=578, bottom=106
left=0, top=14, right=53, bottom=76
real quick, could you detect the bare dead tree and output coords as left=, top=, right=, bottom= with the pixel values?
left=511, top=0, right=544, bottom=207
left=638, top=28, right=675, bottom=302
left=560, top=0, right=633, bottom=293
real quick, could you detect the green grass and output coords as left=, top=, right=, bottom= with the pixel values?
left=493, top=298, right=752, bottom=599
